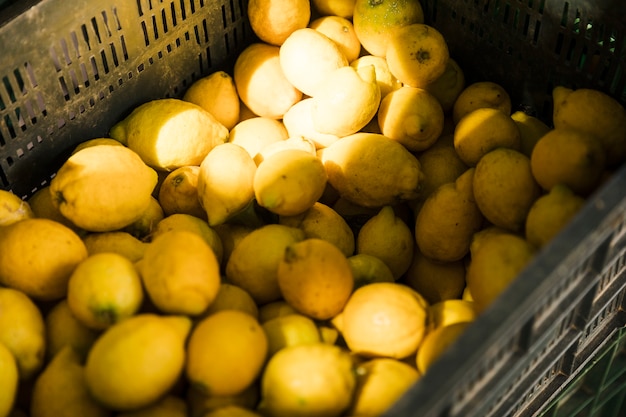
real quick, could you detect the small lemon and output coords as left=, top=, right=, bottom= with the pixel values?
left=229, top=117, right=289, bottom=161
left=44, top=299, right=99, bottom=361
left=186, top=310, right=268, bottom=397
left=213, top=223, right=255, bottom=268
left=158, top=165, right=207, bottom=219
left=262, top=314, right=322, bottom=356
left=27, top=186, right=81, bottom=233
left=350, top=54, right=403, bottom=99
left=186, top=382, right=259, bottom=417
left=427, top=299, right=476, bottom=332
left=403, top=247, right=466, bottom=304
left=183, top=70, right=240, bottom=130
left=416, top=135, right=468, bottom=200
left=82, top=231, right=148, bottom=262
left=122, top=195, right=165, bottom=240
left=0, top=342, right=18, bottom=417
left=258, top=301, right=300, bottom=323
left=424, top=58, right=466, bottom=113
left=202, top=405, right=263, bottom=417
left=201, top=283, right=259, bottom=319
left=348, top=253, right=395, bottom=289
left=511, top=110, right=551, bottom=158
left=0, top=189, right=33, bottom=226
left=282, top=98, right=341, bottom=149
left=248, top=0, right=311, bottom=46
left=416, top=322, right=470, bottom=374
left=309, top=15, right=361, bottom=63
left=452, top=81, right=512, bottom=124
left=255, top=135, right=317, bottom=165
left=312, top=0, right=356, bottom=18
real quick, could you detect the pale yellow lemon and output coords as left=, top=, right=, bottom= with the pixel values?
left=226, top=224, right=306, bottom=305
left=44, top=299, right=99, bottom=361
left=0, top=189, right=33, bottom=226
left=247, top=0, right=311, bottom=46
left=350, top=54, right=403, bottom=99
left=183, top=70, right=240, bottom=130
left=234, top=43, right=303, bottom=119
left=0, top=342, right=18, bottom=417
left=228, top=117, right=289, bottom=161
left=262, top=314, right=322, bottom=356
left=424, top=58, right=466, bottom=113
left=427, top=299, right=476, bottom=332
left=312, top=0, right=355, bottom=18
left=255, top=135, right=317, bottom=165
left=85, top=314, right=192, bottom=410
left=258, top=343, right=356, bottom=417
left=109, top=98, right=229, bottom=171
left=197, top=142, right=257, bottom=226
left=282, top=98, right=341, bottom=149
left=352, top=0, right=424, bottom=57
left=279, top=27, right=348, bottom=97
left=71, top=137, right=124, bottom=154
left=186, top=310, right=268, bottom=397
left=416, top=322, right=470, bottom=374
left=117, top=395, right=188, bottom=417
left=0, top=287, right=46, bottom=380
left=452, top=81, right=512, bottom=124
left=453, top=107, right=522, bottom=166
left=0, top=218, right=88, bottom=300
left=377, top=85, right=445, bottom=151
left=348, top=253, right=395, bottom=289
left=158, top=165, right=207, bottom=219
left=50, top=145, right=158, bottom=232
left=67, top=252, right=144, bottom=330
left=138, top=230, right=221, bottom=316
left=511, top=110, right=551, bottom=158
left=309, top=15, right=361, bottom=63
left=277, top=238, right=354, bottom=320
left=200, top=283, right=259, bottom=319
left=82, top=231, right=148, bottom=263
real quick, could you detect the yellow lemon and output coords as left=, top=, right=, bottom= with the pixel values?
left=85, top=314, right=192, bottom=411
left=378, top=85, right=445, bottom=151
left=213, top=223, right=255, bottom=268
left=319, top=132, right=425, bottom=207
left=158, top=165, right=207, bottom=219
left=403, top=247, right=466, bottom=304
left=348, top=253, right=395, bottom=289
left=234, top=43, right=303, bottom=119
left=262, top=314, right=322, bottom=356
left=183, top=70, right=240, bottom=130
left=197, top=142, right=258, bottom=226
left=309, top=15, right=361, bottom=63
left=525, top=184, right=586, bottom=249
left=50, top=145, right=158, bottom=232
left=352, top=0, right=424, bottom=57
left=82, top=231, right=148, bottom=262
left=258, top=343, right=356, bottom=417
left=44, top=299, right=99, bottom=361
left=279, top=27, right=348, bottom=97
left=414, top=168, right=484, bottom=262
left=122, top=195, right=165, bottom=240
left=0, top=342, right=18, bottom=417
left=248, top=0, right=311, bottom=46
left=255, top=135, right=317, bottom=165
left=0, top=189, right=33, bottom=226
left=71, top=137, right=124, bottom=154
left=312, top=0, right=356, bottom=18
left=530, top=128, right=606, bottom=196
left=187, top=310, right=268, bottom=397
left=200, top=283, right=259, bottom=319
left=186, top=383, right=259, bottom=417
left=277, top=238, right=354, bottom=320
left=0, top=218, right=88, bottom=300
left=386, top=23, right=449, bottom=88
left=424, top=57, right=466, bottom=113
left=333, top=282, right=428, bottom=358
left=31, top=346, right=110, bottom=417
left=427, top=299, right=476, bottom=332
left=350, top=54, right=403, bottom=99
left=202, top=405, right=262, bottom=417
left=0, top=287, right=46, bottom=380
left=311, top=64, right=381, bottom=137
left=473, top=148, right=542, bottom=232
left=348, top=358, right=420, bottom=416
left=229, top=117, right=289, bottom=161
left=415, top=135, right=468, bottom=201
left=452, top=81, right=512, bottom=124
left=453, top=107, right=522, bottom=166
left=416, top=322, right=470, bottom=374
left=226, top=224, right=306, bottom=305
left=511, top=110, right=551, bottom=158
left=258, top=301, right=300, bottom=323
left=116, top=395, right=188, bottom=417
left=282, top=98, right=341, bottom=149
left=67, top=252, right=144, bottom=330
left=27, top=186, right=81, bottom=233
left=279, top=201, right=355, bottom=257
left=110, top=99, right=229, bottom=170
left=138, top=230, right=221, bottom=316
left=254, top=149, right=328, bottom=216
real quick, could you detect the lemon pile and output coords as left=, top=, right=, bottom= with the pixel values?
left=0, top=0, right=625, bottom=416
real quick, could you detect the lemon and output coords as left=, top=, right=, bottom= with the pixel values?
left=254, top=149, right=328, bottom=216
left=234, top=43, right=303, bottom=119
left=403, top=247, right=466, bottom=304
left=416, top=135, right=468, bottom=201
left=0, top=342, right=18, bottom=417
left=116, top=395, right=188, bottom=417
left=122, top=195, right=165, bottom=240
left=228, top=117, right=289, bottom=161
left=427, top=299, right=476, bottom=332
left=525, top=184, right=586, bottom=248
left=258, top=301, right=300, bottom=323
left=0, top=189, right=33, bottom=226
left=71, top=137, right=124, bottom=154
left=67, top=252, right=143, bottom=330
left=312, top=0, right=355, bottom=18
left=200, top=283, right=259, bottom=319
left=258, top=343, right=356, bottom=417
left=473, top=148, right=542, bottom=232
left=530, top=128, right=606, bottom=195
left=27, top=186, right=81, bottom=233
left=213, top=223, right=255, bottom=268
left=452, top=81, right=512, bottom=124
left=109, top=98, right=229, bottom=170
left=311, top=64, right=381, bottom=137
left=511, top=110, right=551, bottom=158
left=282, top=98, right=341, bottom=149
left=187, top=383, right=260, bottom=417
left=386, top=23, right=449, bottom=88
left=138, top=230, right=221, bottom=316
left=414, top=168, right=484, bottom=262
left=348, top=358, right=420, bottom=416
left=350, top=54, right=403, bottom=99
left=262, top=314, right=322, bottom=356
left=82, top=231, right=148, bottom=262
left=424, top=57, right=466, bottom=113
left=353, top=0, right=424, bottom=57
left=183, top=70, right=240, bottom=130
left=187, top=310, right=268, bottom=397
left=319, top=132, right=425, bottom=207
left=277, top=238, right=354, bottom=320
left=202, top=406, right=263, bottom=417
left=158, top=165, right=207, bottom=219
left=348, top=253, right=395, bottom=289
left=333, top=282, right=428, bottom=358
left=0, top=218, right=88, bottom=300
left=44, top=299, right=99, bottom=361
left=248, top=0, right=311, bottom=46
left=309, top=15, right=361, bottom=63
left=85, top=314, right=192, bottom=411
left=0, top=287, right=46, bottom=380
left=279, top=201, right=355, bottom=257
left=416, top=322, right=469, bottom=374
left=453, top=107, right=522, bottom=166
left=226, top=224, right=306, bottom=305
left=378, top=85, right=445, bottom=152
left=197, top=142, right=258, bottom=226
left=279, top=27, right=348, bottom=97
left=255, top=135, right=317, bottom=165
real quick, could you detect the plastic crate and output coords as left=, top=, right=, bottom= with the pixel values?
left=1, top=1, right=625, bottom=416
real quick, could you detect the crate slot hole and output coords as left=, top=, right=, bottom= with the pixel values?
left=560, top=1, right=569, bottom=28
left=179, top=0, right=186, bottom=20
left=58, top=76, right=70, bottom=101
left=61, top=38, right=72, bottom=66
left=24, top=62, right=37, bottom=88
left=100, top=50, right=110, bottom=74
left=161, top=9, right=169, bottom=34
left=101, top=11, right=113, bottom=37
left=170, top=2, right=177, bottom=27
left=152, top=15, right=159, bottom=40
left=2, top=76, right=16, bottom=104
left=50, top=46, right=63, bottom=72
left=110, top=43, right=120, bottom=67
